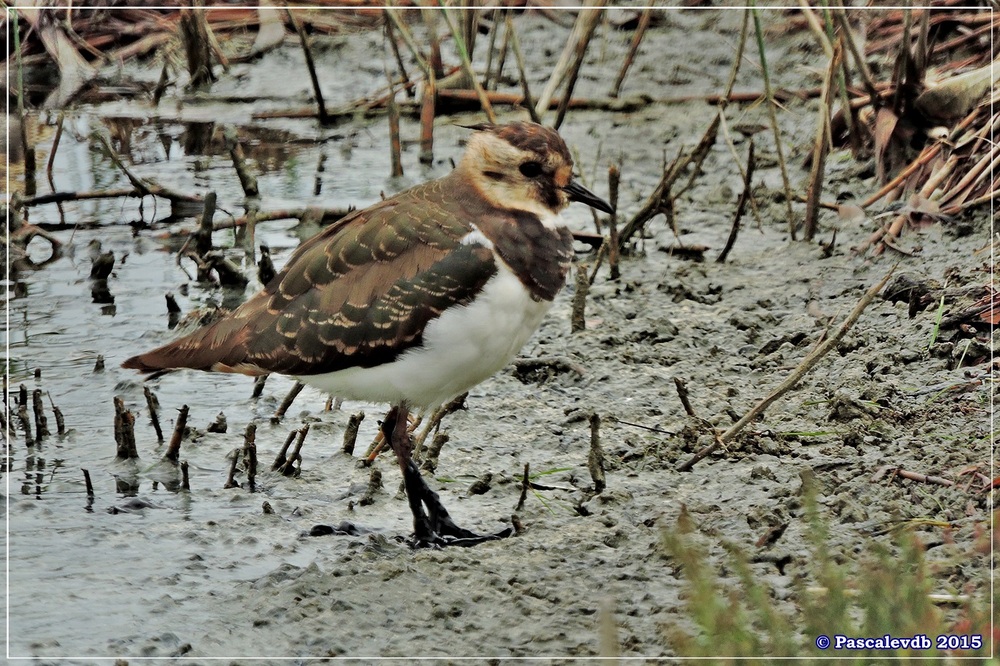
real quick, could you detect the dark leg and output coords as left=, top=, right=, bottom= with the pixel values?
left=383, top=405, right=512, bottom=548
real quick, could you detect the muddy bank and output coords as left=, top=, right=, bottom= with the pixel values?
left=5, top=8, right=993, bottom=662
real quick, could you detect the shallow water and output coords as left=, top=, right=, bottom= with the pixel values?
left=5, top=8, right=994, bottom=662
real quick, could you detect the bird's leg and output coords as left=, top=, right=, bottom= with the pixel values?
left=383, top=405, right=512, bottom=548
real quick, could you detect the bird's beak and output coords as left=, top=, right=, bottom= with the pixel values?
left=563, top=180, right=614, bottom=215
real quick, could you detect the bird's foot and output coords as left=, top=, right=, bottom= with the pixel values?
left=404, top=459, right=513, bottom=549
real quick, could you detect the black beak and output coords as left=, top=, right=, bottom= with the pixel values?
left=563, top=180, right=614, bottom=215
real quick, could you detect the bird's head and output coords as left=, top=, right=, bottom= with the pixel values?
left=459, top=122, right=613, bottom=221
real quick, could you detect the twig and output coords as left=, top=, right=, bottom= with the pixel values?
left=554, top=5, right=605, bottom=130
left=673, top=377, right=697, bottom=417
left=165, top=404, right=189, bottom=463
left=281, top=424, right=310, bottom=476
left=143, top=386, right=163, bottom=442
left=342, top=411, right=365, bottom=455
left=872, top=466, right=955, bottom=488
left=750, top=3, right=796, bottom=239
left=439, top=4, right=496, bottom=123
left=610, top=7, right=652, bottom=98
left=588, top=413, right=606, bottom=493
left=506, top=12, right=541, bottom=124
left=244, top=423, right=257, bottom=492
left=607, top=164, right=621, bottom=280
left=717, top=139, right=755, bottom=263
left=272, top=381, right=304, bottom=423
left=286, top=8, right=328, bottom=123
left=516, top=462, right=530, bottom=511
left=571, top=263, right=589, bottom=333
left=677, top=267, right=895, bottom=472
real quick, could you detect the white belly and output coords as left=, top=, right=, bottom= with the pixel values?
left=297, top=264, right=553, bottom=410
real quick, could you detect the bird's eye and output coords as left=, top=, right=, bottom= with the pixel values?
left=519, top=161, right=543, bottom=178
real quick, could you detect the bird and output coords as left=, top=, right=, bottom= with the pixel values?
left=123, top=121, right=614, bottom=547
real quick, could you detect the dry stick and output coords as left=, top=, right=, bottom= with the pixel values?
left=506, top=12, right=541, bottom=124
left=439, top=5, right=496, bottom=124
left=412, top=393, right=467, bottom=460
left=252, top=375, right=268, bottom=399
left=286, top=8, right=328, bottom=123
left=143, top=386, right=164, bottom=442
left=553, top=6, right=604, bottom=130
left=422, top=5, right=445, bottom=79
left=165, top=404, right=189, bottom=463
left=384, top=18, right=412, bottom=96
left=18, top=187, right=144, bottom=208
left=571, top=263, right=589, bottom=333
left=46, top=392, right=65, bottom=435
left=516, top=462, right=530, bottom=511
left=384, top=7, right=431, bottom=80
left=617, top=147, right=688, bottom=249
left=82, top=468, right=94, bottom=498
left=224, top=126, right=259, bottom=198
left=588, top=413, right=606, bottom=493
left=421, top=432, right=449, bottom=474
left=673, top=377, right=697, bottom=417
left=281, top=423, right=310, bottom=476
left=179, top=3, right=215, bottom=90
left=860, top=107, right=980, bottom=210
left=419, top=73, right=436, bottom=165
left=717, top=139, right=756, bottom=264
left=31, top=389, right=49, bottom=438
left=803, top=44, right=841, bottom=241
left=607, top=164, right=621, bottom=280
left=243, top=423, right=257, bottom=492
left=873, top=466, right=955, bottom=488
left=833, top=3, right=881, bottom=109
left=272, top=381, right=304, bottom=423
left=17, top=403, right=33, bottom=447
left=12, top=13, right=36, bottom=190
left=113, top=397, right=139, bottom=460
left=535, top=0, right=606, bottom=120
left=676, top=267, right=895, bottom=472
left=609, top=7, right=652, bottom=98
left=342, top=411, right=365, bottom=455
left=750, top=5, right=796, bottom=240
left=224, top=449, right=241, bottom=489
left=45, top=114, right=67, bottom=225
left=272, top=429, right=297, bottom=471
left=491, top=11, right=512, bottom=93
left=483, top=7, right=501, bottom=91
left=95, top=133, right=202, bottom=203
left=387, top=83, right=404, bottom=178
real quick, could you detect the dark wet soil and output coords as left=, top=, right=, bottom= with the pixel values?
left=4, top=8, right=993, bottom=662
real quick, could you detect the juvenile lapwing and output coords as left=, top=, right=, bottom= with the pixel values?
left=123, top=121, right=614, bottom=547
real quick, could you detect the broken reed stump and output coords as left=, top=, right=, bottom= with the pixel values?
left=179, top=2, right=216, bottom=91
left=588, top=412, right=606, bottom=494
left=19, top=384, right=28, bottom=406
left=93, top=355, right=105, bottom=372
left=281, top=423, right=310, bottom=476
left=224, top=448, right=241, bottom=489
left=143, top=386, right=164, bottom=442
left=47, top=392, right=65, bottom=435
left=113, top=396, right=139, bottom=460
left=164, top=404, right=189, bottom=463
left=82, top=468, right=94, bottom=498
left=420, top=432, right=448, bottom=474
left=607, top=165, right=621, bottom=281
left=180, top=460, right=190, bottom=491
left=359, top=467, right=383, bottom=506
left=16, top=403, right=33, bottom=447
left=272, top=381, right=304, bottom=423
left=271, top=429, right=297, bottom=471
left=224, top=126, right=259, bottom=198
left=32, top=389, right=49, bottom=438
left=252, top=374, right=268, bottom=399
left=207, top=411, right=228, bottom=433
left=387, top=88, right=403, bottom=178
left=342, top=411, right=365, bottom=455
left=257, top=245, right=275, bottom=286
left=571, top=263, right=589, bottom=333
left=243, top=423, right=257, bottom=492
left=516, top=462, right=530, bottom=511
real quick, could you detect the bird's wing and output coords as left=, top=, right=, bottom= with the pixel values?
left=123, top=180, right=499, bottom=376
